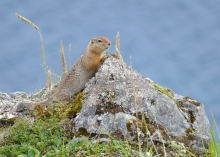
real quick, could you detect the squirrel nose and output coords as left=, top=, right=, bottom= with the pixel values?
left=108, top=43, right=111, bottom=46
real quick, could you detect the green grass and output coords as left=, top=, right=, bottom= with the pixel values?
left=0, top=117, right=66, bottom=156
left=0, top=104, right=154, bottom=157
left=0, top=118, right=150, bottom=156
left=202, top=116, right=220, bottom=157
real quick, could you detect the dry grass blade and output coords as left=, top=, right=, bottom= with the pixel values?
left=15, top=13, right=48, bottom=87
left=115, top=32, right=127, bottom=69
left=115, top=47, right=120, bottom=60
left=116, top=32, right=120, bottom=50
left=130, top=56, right=142, bottom=153
left=15, top=13, right=39, bottom=31
left=130, top=57, right=160, bottom=155
left=60, top=40, right=67, bottom=76
left=115, top=32, right=122, bottom=60
left=48, top=70, right=52, bottom=94
left=39, top=33, right=47, bottom=87
left=69, top=44, right=71, bottom=70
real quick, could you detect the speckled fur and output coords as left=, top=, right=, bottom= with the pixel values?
left=34, top=37, right=111, bottom=106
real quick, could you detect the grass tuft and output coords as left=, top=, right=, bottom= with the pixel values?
left=204, top=110, right=220, bottom=157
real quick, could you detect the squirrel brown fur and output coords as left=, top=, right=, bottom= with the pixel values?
left=51, top=36, right=111, bottom=102
left=17, top=37, right=111, bottom=111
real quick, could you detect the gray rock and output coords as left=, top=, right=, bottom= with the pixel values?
left=0, top=89, right=50, bottom=121
left=73, top=55, right=211, bottom=148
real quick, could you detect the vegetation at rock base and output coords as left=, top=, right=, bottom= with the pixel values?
left=0, top=105, right=128, bottom=156
left=1, top=104, right=219, bottom=156
left=0, top=104, right=156, bottom=157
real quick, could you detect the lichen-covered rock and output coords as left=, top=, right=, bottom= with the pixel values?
left=73, top=55, right=211, bottom=148
left=0, top=55, right=211, bottom=150
left=0, top=88, right=51, bottom=127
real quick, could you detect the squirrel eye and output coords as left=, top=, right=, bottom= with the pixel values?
left=97, top=39, right=102, bottom=43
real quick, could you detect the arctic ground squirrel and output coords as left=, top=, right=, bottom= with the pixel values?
left=17, top=37, right=111, bottom=111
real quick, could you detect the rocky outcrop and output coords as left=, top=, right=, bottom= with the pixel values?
left=73, top=55, right=211, bottom=148
left=0, top=55, right=211, bottom=150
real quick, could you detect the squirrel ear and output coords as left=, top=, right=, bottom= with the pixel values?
left=91, top=39, right=94, bottom=44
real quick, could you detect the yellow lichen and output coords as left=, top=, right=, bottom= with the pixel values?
left=185, top=128, right=193, bottom=134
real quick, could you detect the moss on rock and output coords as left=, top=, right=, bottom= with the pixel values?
left=60, top=92, right=88, bottom=119
left=185, top=128, right=193, bottom=134
left=150, top=82, right=175, bottom=101
left=183, top=96, right=201, bottom=106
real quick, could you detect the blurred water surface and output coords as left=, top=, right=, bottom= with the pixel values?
left=0, top=1, right=220, bottom=130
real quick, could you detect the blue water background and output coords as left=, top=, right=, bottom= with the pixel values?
left=1, top=1, right=220, bottom=135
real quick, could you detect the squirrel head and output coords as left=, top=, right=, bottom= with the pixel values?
left=89, top=37, right=111, bottom=54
